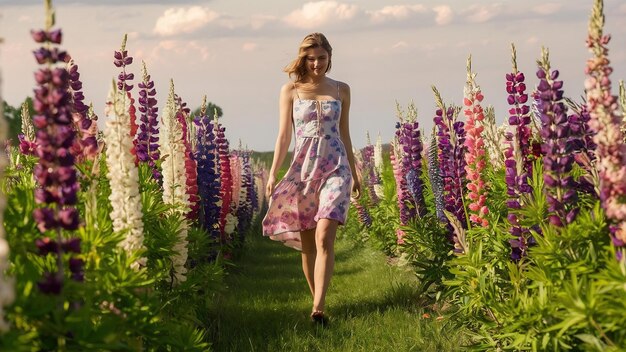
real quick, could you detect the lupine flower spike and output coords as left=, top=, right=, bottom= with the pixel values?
left=18, top=102, right=37, bottom=156
left=159, top=80, right=189, bottom=283
left=481, top=106, right=505, bottom=168
left=67, top=59, right=99, bottom=161
left=620, top=80, right=626, bottom=139
left=585, top=0, right=626, bottom=259
left=136, top=61, right=161, bottom=180
left=114, top=34, right=138, bottom=159
left=395, top=101, right=426, bottom=217
left=362, top=132, right=380, bottom=205
left=104, top=81, right=146, bottom=270
left=463, top=55, right=490, bottom=228
left=373, top=133, right=384, bottom=199
left=504, top=44, right=535, bottom=259
left=31, top=0, right=84, bottom=294
left=432, top=86, right=468, bottom=242
left=216, top=114, right=233, bottom=242
left=537, top=47, right=579, bottom=227
left=427, top=128, right=445, bottom=221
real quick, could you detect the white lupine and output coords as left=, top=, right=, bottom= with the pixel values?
left=159, top=80, right=189, bottom=283
left=0, top=97, right=15, bottom=333
left=104, top=82, right=146, bottom=270
left=224, top=213, right=238, bottom=235
left=373, top=133, right=384, bottom=198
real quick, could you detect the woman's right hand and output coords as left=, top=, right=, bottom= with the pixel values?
left=265, top=175, right=277, bottom=198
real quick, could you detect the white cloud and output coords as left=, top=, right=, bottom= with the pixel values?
left=465, top=4, right=501, bottom=23
left=433, top=5, right=453, bottom=25
left=148, top=40, right=213, bottom=63
left=367, top=5, right=427, bottom=23
left=532, top=3, right=562, bottom=15
left=392, top=41, right=408, bottom=49
left=250, top=14, right=277, bottom=30
left=154, top=6, right=219, bottom=36
left=242, top=42, right=258, bottom=52
left=283, top=1, right=360, bottom=29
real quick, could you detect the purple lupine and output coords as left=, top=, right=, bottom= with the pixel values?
left=566, top=101, right=597, bottom=195
left=351, top=198, right=372, bottom=228
left=391, top=141, right=415, bottom=225
left=30, top=6, right=82, bottom=294
left=67, top=59, right=99, bottom=162
left=397, top=121, right=426, bottom=217
left=361, top=135, right=380, bottom=205
left=537, top=48, right=579, bottom=227
left=195, top=104, right=221, bottom=241
left=505, top=44, right=534, bottom=260
left=427, top=129, right=445, bottom=221
left=236, top=149, right=254, bottom=239
left=433, top=88, right=467, bottom=238
left=136, top=61, right=161, bottom=180
left=113, top=34, right=137, bottom=159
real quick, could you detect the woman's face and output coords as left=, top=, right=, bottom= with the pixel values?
left=304, top=47, right=329, bottom=78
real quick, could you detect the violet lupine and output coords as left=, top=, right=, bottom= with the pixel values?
left=114, top=34, right=138, bottom=160
left=396, top=102, right=426, bottom=216
left=159, top=80, right=189, bottom=283
left=433, top=86, right=468, bottom=241
left=30, top=3, right=82, bottom=294
left=361, top=132, right=380, bottom=205
left=427, top=129, right=445, bottom=221
left=103, top=82, right=146, bottom=270
left=0, top=89, right=15, bottom=332
left=18, top=102, right=37, bottom=156
left=194, top=100, right=221, bottom=240
left=67, top=59, right=99, bottom=162
left=566, top=101, right=598, bottom=195
left=463, top=56, right=489, bottom=228
left=136, top=61, right=161, bottom=180
left=351, top=198, right=372, bottom=228
left=216, top=117, right=233, bottom=243
left=390, top=141, right=414, bottom=225
left=236, top=149, right=254, bottom=238
left=537, top=48, right=579, bottom=227
left=585, top=0, right=626, bottom=257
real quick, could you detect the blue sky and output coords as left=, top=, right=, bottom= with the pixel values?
left=2, top=0, right=625, bottom=151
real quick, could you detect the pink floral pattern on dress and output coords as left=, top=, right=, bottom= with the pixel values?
left=262, top=99, right=352, bottom=250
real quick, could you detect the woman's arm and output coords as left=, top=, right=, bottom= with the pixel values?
left=266, top=83, right=294, bottom=197
left=338, top=82, right=361, bottom=198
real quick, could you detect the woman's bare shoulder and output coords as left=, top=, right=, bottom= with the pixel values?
left=332, top=79, right=350, bottom=98
left=280, top=81, right=296, bottom=94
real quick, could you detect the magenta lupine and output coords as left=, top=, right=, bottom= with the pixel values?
left=585, top=0, right=626, bottom=257
left=30, top=2, right=83, bottom=294
left=463, top=56, right=489, bottom=228
left=67, top=59, right=99, bottom=162
left=537, top=48, right=579, bottom=227
left=216, top=117, right=233, bottom=243
left=136, top=61, right=161, bottom=180
left=433, top=86, right=468, bottom=242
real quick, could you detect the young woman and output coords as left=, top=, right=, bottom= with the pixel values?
left=261, top=32, right=360, bottom=324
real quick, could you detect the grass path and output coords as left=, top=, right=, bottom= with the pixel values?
left=208, top=228, right=465, bottom=351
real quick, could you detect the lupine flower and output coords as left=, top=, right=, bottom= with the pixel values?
left=67, top=59, right=99, bottom=162
left=390, top=142, right=414, bottom=225
left=230, top=151, right=242, bottom=209
left=585, top=0, right=626, bottom=258
left=396, top=103, right=426, bottom=216
left=396, top=228, right=406, bottom=245
left=114, top=34, right=138, bottom=159
left=136, top=61, right=161, bottom=180
left=427, top=129, right=445, bottom=221
left=537, top=48, right=579, bottom=227
left=373, top=133, right=384, bottom=198
left=176, top=101, right=199, bottom=220
left=159, top=80, right=189, bottom=283
left=351, top=198, right=372, bottom=228
left=481, top=106, right=506, bottom=168
left=194, top=100, right=221, bottom=240
left=236, top=149, right=255, bottom=237
left=463, top=56, right=489, bottom=228
left=433, top=86, right=468, bottom=243
left=18, top=102, right=37, bottom=156
left=361, top=132, right=380, bottom=205
left=216, top=117, right=233, bottom=243
left=30, top=3, right=82, bottom=294
left=103, top=82, right=146, bottom=270
left=0, top=98, right=15, bottom=333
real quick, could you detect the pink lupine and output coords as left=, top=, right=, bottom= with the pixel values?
left=463, top=56, right=489, bottom=227
left=585, top=0, right=626, bottom=257
left=216, top=117, right=233, bottom=243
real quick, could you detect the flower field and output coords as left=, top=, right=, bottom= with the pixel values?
left=347, top=0, right=626, bottom=349
left=1, top=0, right=626, bottom=350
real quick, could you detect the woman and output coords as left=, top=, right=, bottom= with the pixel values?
left=261, top=32, right=360, bottom=324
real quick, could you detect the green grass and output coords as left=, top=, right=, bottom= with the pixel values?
left=207, top=224, right=468, bottom=351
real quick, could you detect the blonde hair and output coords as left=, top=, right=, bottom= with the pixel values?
left=284, top=33, right=333, bottom=82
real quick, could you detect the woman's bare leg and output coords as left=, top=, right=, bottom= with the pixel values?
left=312, top=219, right=338, bottom=312
left=300, top=228, right=317, bottom=298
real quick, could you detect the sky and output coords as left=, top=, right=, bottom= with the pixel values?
left=1, top=0, right=625, bottom=151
